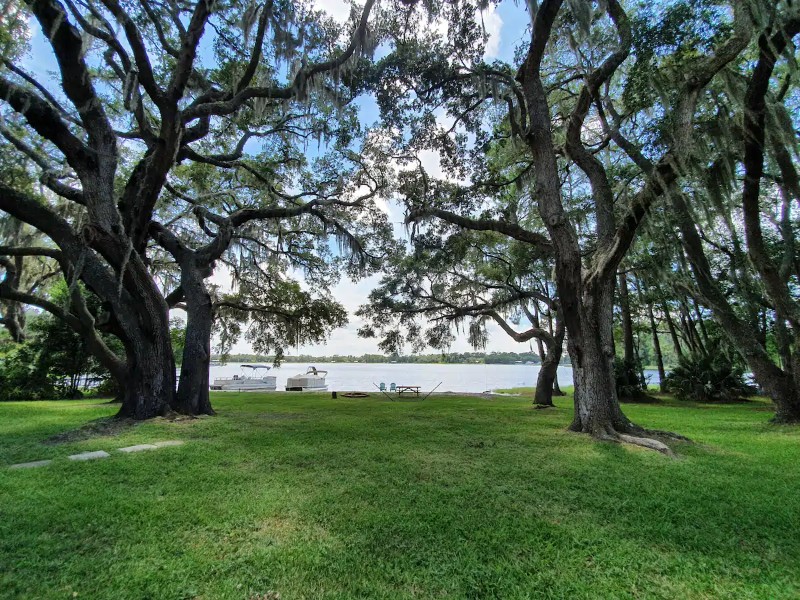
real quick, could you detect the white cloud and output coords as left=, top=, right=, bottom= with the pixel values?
left=312, top=0, right=352, bottom=23
left=478, top=6, right=503, bottom=59
left=418, top=148, right=444, bottom=180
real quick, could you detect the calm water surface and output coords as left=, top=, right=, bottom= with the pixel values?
left=210, top=362, right=661, bottom=393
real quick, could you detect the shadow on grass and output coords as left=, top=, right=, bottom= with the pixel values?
left=42, top=416, right=140, bottom=445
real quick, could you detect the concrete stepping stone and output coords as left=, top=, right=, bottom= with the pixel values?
left=118, top=444, right=157, bottom=453
left=9, top=460, right=52, bottom=469
left=68, top=450, right=110, bottom=461
left=152, top=440, right=184, bottom=448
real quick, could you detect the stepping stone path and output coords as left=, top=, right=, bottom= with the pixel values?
left=119, top=444, right=157, bottom=453
left=68, top=450, right=111, bottom=461
left=9, top=460, right=53, bottom=470
left=7, top=440, right=185, bottom=469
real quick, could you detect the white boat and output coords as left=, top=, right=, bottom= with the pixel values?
left=286, top=366, right=328, bottom=391
left=210, top=364, right=276, bottom=391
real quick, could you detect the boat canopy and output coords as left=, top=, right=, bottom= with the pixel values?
left=241, top=364, right=271, bottom=370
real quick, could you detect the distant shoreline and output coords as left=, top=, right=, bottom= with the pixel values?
left=217, top=361, right=563, bottom=365
left=210, top=351, right=559, bottom=366
left=211, top=359, right=570, bottom=366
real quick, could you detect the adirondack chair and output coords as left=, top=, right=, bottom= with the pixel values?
left=390, top=383, right=397, bottom=392
left=379, top=382, right=387, bottom=392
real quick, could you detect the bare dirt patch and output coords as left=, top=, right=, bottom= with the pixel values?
left=43, top=417, right=139, bottom=445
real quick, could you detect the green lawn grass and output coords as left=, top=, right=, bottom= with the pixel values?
left=1, top=392, right=798, bottom=599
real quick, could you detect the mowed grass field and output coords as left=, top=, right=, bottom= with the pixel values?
left=1, top=392, right=798, bottom=599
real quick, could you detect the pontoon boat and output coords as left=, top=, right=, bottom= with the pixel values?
left=285, top=366, right=328, bottom=391
left=210, top=364, right=277, bottom=391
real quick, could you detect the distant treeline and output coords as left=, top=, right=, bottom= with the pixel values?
left=213, top=351, right=563, bottom=365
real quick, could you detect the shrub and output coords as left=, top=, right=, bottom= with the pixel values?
left=664, top=349, right=754, bottom=402
left=614, top=357, right=647, bottom=399
left=0, top=342, right=55, bottom=401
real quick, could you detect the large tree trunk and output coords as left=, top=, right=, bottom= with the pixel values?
left=514, top=0, right=684, bottom=452
left=774, top=393, right=800, bottom=424
left=117, top=328, right=176, bottom=419
left=568, top=329, right=631, bottom=435
left=535, top=350, right=564, bottom=405
left=567, top=289, right=632, bottom=435
left=749, top=355, right=800, bottom=424
left=533, top=322, right=565, bottom=406
left=530, top=305, right=565, bottom=405
left=174, top=265, right=215, bottom=416
left=111, top=269, right=177, bottom=419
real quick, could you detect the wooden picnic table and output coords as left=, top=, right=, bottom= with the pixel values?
left=396, top=385, right=421, bottom=396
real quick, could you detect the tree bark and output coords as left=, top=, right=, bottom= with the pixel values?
left=110, top=264, right=177, bottom=419
left=552, top=372, right=564, bottom=396
left=774, top=317, right=793, bottom=374
left=546, top=315, right=565, bottom=396
left=173, top=264, right=215, bottom=416
left=517, top=0, right=641, bottom=441
left=534, top=344, right=564, bottom=405
left=117, top=326, right=176, bottom=419
left=534, top=316, right=565, bottom=406
left=529, top=304, right=565, bottom=405
left=567, top=309, right=631, bottom=435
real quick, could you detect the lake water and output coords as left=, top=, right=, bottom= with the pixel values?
left=210, top=362, right=662, bottom=393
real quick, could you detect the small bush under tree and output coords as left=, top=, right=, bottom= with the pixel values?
left=614, top=358, right=649, bottom=400
left=664, top=347, right=754, bottom=403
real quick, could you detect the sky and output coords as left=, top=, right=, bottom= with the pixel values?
left=19, top=0, right=538, bottom=357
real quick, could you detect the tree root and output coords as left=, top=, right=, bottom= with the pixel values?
left=577, top=423, right=687, bottom=456
left=628, top=425, right=691, bottom=442
left=533, top=403, right=555, bottom=410
left=617, top=433, right=674, bottom=456
left=590, top=430, right=675, bottom=456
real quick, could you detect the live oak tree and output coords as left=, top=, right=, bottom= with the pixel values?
left=359, top=228, right=565, bottom=406
left=364, top=0, right=754, bottom=450
left=0, top=0, right=387, bottom=418
left=147, top=138, right=390, bottom=413
left=603, top=1, right=800, bottom=422
left=663, top=3, right=800, bottom=422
